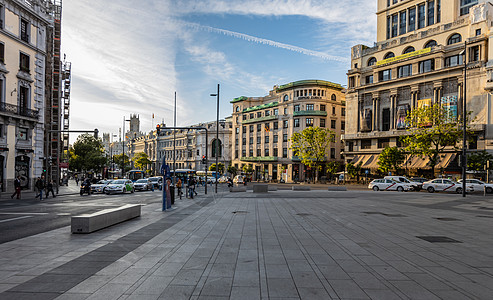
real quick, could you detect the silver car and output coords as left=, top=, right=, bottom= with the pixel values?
left=91, top=180, right=113, bottom=193
left=134, top=179, right=153, bottom=191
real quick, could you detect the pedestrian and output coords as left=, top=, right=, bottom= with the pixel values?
left=192, top=177, right=197, bottom=196
left=11, top=176, right=21, bottom=199
left=46, top=180, right=56, bottom=198
left=75, top=174, right=79, bottom=185
left=176, top=178, right=182, bottom=199
left=35, top=177, right=45, bottom=200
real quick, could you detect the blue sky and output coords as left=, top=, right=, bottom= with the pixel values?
left=62, top=0, right=377, bottom=143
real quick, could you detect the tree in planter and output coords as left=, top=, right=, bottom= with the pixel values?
left=242, top=164, right=253, bottom=181
left=209, top=162, right=225, bottom=174
left=227, top=165, right=238, bottom=177
left=290, top=127, right=335, bottom=182
left=402, top=103, right=472, bottom=176
left=467, top=151, right=493, bottom=176
left=68, top=134, right=107, bottom=173
left=326, top=161, right=341, bottom=182
left=378, top=146, right=405, bottom=175
left=132, top=152, right=152, bottom=172
left=113, top=153, right=131, bottom=174
left=346, top=162, right=362, bottom=181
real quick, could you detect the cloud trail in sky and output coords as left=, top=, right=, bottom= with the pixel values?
left=186, top=22, right=350, bottom=63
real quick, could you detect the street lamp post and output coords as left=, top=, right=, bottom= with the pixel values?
left=122, top=117, right=131, bottom=178
left=210, top=84, right=220, bottom=193
left=461, top=42, right=467, bottom=198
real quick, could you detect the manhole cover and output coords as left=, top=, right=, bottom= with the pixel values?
left=434, top=217, right=461, bottom=221
left=416, top=236, right=462, bottom=243
left=296, top=213, right=312, bottom=216
left=232, top=211, right=248, bottom=214
left=363, top=212, right=406, bottom=217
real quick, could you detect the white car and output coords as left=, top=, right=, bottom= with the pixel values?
left=233, top=175, right=245, bottom=184
left=457, top=179, right=493, bottom=193
left=422, top=179, right=466, bottom=193
left=105, top=179, right=135, bottom=194
left=133, top=179, right=153, bottom=191
left=384, top=176, right=423, bottom=191
left=368, top=178, right=412, bottom=192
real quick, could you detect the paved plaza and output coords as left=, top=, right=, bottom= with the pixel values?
left=1, top=188, right=493, bottom=299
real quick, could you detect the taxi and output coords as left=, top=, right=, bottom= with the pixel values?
left=368, top=178, right=412, bottom=192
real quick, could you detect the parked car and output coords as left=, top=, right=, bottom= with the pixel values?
left=457, top=179, right=493, bottom=193
left=105, top=179, right=134, bottom=194
left=218, top=176, right=230, bottom=183
left=422, top=178, right=467, bottom=193
left=134, top=179, right=153, bottom=191
left=233, top=175, right=245, bottom=184
left=410, top=177, right=428, bottom=184
left=148, top=177, right=163, bottom=190
left=384, top=176, right=423, bottom=191
left=368, top=178, right=412, bottom=192
left=91, top=180, right=113, bottom=193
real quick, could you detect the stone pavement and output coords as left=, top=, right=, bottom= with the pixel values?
left=1, top=188, right=493, bottom=299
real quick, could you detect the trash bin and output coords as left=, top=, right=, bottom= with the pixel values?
left=170, top=186, right=175, bottom=205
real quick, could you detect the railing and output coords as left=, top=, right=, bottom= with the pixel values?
left=0, top=102, right=39, bottom=119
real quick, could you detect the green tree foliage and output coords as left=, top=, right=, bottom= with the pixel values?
left=326, top=161, right=340, bottom=180
left=242, top=164, right=253, bottom=175
left=227, top=165, right=238, bottom=177
left=68, top=134, right=107, bottom=172
left=346, top=162, right=362, bottom=179
left=378, top=146, right=405, bottom=174
left=468, top=150, right=493, bottom=172
left=402, top=103, right=471, bottom=176
left=290, top=127, right=335, bottom=181
left=113, top=153, right=131, bottom=173
left=209, top=162, right=225, bottom=173
left=132, top=152, right=152, bottom=171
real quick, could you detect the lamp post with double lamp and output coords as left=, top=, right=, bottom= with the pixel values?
left=461, top=42, right=467, bottom=198
left=122, top=117, right=131, bottom=178
left=210, top=84, right=220, bottom=193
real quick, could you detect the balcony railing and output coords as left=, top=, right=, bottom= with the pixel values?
left=0, top=102, right=39, bottom=119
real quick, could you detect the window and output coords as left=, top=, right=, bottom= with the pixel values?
left=349, top=76, right=355, bottom=88
left=20, top=19, right=29, bottom=43
left=366, top=75, right=374, bottom=84
left=235, top=150, right=238, bottom=158
left=342, top=108, right=346, bottom=116
left=242, top=138, right=246, bottom=145
left=403, top=46, right=415, bottom=54
left=419, top=59, right=434, bottom=73
left=257, top=112, right=262, bottom=118
left=273, top=135, right=278, bottom=143
left=379, top=69, right=392, bottom=81
left=384, top=52, right=395, bottom=59
left=361, top=139, right=371, bottom=150
left=460, top=0, right=478, bottom=16
left=273, top=108, right=278, bottom=115
left=249, top=149, right=253, bottom=157
left=448, top=33, right=462, bottom=45
left=387, top=16, right=391, bottom=39
left=331, top=120, right=336, bottom=129
left=331, top=94, right=336, bottom=101
left=294, top=104, right=300, bottom=112
left=242, top=126, right=246, bottom=134
left=306, top=118, right=314, bottom=127
left=391, top=14, right=398, bottom=37
left=283, top=148, right=288, bottom=158
left=0, top=43, right=4, bottom=63
left=341, top=121, right=345, bottom=131
left=235, top=139, right=238, bottom=146
left=283, top=95, right=289, bottom=102
left=306, top=104, right=314, bottom=111
left=330, top=148, right=336, bottom=159
left=250, top=113, right=254, bottom=119
left=283, top=134, right=288, bottom=142
left=235, top=106, right=240, bottom=112
left=445, top=55, right=463, bottom=67
left=398, top=64, right=412, bottom=78
left=283, top=120, right=288, bottom=128
left=382, top=108, right=390, bottom=131
left=330, top=107, right=335, bottom=115
left=320, top=119, right=326, bottom=128
left=257, top=149, right=261, bottom=156
left=368, top=57, right=377, bottom=66
left=265, top=148, right=270, bottom=156
left=265, top=135, right=270, bottom=143
left=294, top=119, right=300, bottom=127
left=249, top=125, right=254, bottom=133
left=273, top=122, right=278, bottom=130
left=265, top=110, right=270, bottom=116
left=257, top=124, right=261, bottom=131
left=273, top=148, right=278, bottom=157
left=242, top=114, right=246, bottom=120
left=408, top=7, right=416, bottom=31
left=418, top=4, right=426, bottom=29
left=18, top=127, right=28, bottom=140
left=320, top=104, right=326, bottom=111
left=378, top=138, right=390, bottom=148
left=470, top=45, right=480, bottom=62
left=284, top=108, right=288, bottom=115
left=476, top=28, right=481, bottom=36
left=257, top=136, right=261, bottom=144
left=427, top=0, right=434, bottom=26
left=399, top=11, right=406, bottom=35
left=19, top=53, right=30, bottom=72
left=424, top=40, right=437, bottom=48
left=437, top=0, right=441, bottom=22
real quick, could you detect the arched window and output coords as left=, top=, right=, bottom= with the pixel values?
left=367, top=57, right=377, bottom=66
left=448, top=33, right=462, bottom=45
left=211, top=139, right=222, bottom=158
left=283, top=95, right=289, bottom=102
left=403, top=46, right=415, bottom=54
left=331, top=94, right=336, bottom=101
left=384, top=52, right=395, bottom=59
left=235, top=106, right=240, bottom=112
left=424, top=40, right=437, bottom=48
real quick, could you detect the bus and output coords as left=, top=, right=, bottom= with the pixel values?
left=126, top=170, right=145, bottom=182
left=196, top=170, right=220, bottom=179
left=170, top=169, right=196, bottom=180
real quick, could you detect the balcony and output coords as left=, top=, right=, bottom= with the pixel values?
left=293, top=110, right=327, bottom=117
left=242, top=115, right=278, bottom=124
left=240, top=156, right=278, bottom=162
left=0, top=103, right=39, bottom=120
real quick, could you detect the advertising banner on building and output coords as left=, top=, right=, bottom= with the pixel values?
left=441, top=95, right=458, bottom=123
left=396, top=104, right=410, bottom=129
left=417, top=98, right=432, bottom=126
left=360, top=108, right=372, bottom=131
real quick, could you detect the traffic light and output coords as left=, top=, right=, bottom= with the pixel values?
left=202, top=155, right=206, bottom=164
left=156, top=124, right=161, bottom=135
left=94, top=128, right=99, bottom=139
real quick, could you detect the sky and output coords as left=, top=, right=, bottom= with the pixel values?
left=61, top=0, right=377, bottom=143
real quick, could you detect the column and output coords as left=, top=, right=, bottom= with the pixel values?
left=372, top=98, right=377, bottom=131
left=390, top=95, right=396, bottom=130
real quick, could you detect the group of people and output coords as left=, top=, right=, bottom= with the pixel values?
left=175, top=177, right=198, bottom=199
left=9, top=176, right=56, bottom=200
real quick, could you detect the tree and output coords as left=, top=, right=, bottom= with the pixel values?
left=209, top=162, right=225, bottom=173
left=227, top=165, right=238, bottom=177
left=326, top=161, right=340, bottom=181
left=132, top=152, right=152, bottom=172
left=378, top=146, right=405, bottom=174
left=113, top=153, right=131, bottom=173
left=346, top=162, right=362, bottom=179
left=290, top=127, right=335, bottom=182
left=468, top=151, right=493, bottom=173
left=68, top=134, right=107, bottom=173
left=402, top=103, right=472, bottom=176
left=242, top=164, right=253, bottom=175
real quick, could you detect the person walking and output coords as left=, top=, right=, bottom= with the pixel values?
left=176, top=178, right=182, bottom=199
left=46, top=180, right=56, bottom=198
left=75, top=174, right=79, bottom=185
left=35, top=177, right=45, bottom=200
left=10, top=176, right=21, bottom=199
left=191, top=177, right=197, bottom=196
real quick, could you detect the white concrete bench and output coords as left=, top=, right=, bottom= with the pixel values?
left=253, top=184, right=269, bottom=193
left=268, top=185, right=278, bottom=191
left=230, top=186, right=247, bottom=192
left=71, top=204, right=141, bottom=233
left=292, top=185, right=311, bottom=191
left=327, top=186, right=347, bottom=191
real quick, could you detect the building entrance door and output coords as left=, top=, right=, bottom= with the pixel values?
left=15, top=155, right=30, bottom=189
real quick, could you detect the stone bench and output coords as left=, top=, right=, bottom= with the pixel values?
left=268, top=185, right=278, bottom=191
left=230, top=186, right=247, bottom=192
left=253, top=184, right=269, bottom=193
left=292, top=185, right=311, bottom=191
left=327, top=186, right=347, bottom=191
left=71, top=204, right=141, bottom=234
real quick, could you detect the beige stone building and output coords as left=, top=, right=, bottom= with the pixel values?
left=231, top=80, right=345, bottom=183
left=344, top=0, right=493, bottom=176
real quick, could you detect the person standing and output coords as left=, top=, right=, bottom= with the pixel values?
left=75, top=174, right=79, bottom=185
left=10, top=176, right=21, bottom=199
left=35, top=177, right=45, bottom=200
left=176, top=178, right=182, bottom=199
left=46, top=180, right=56, bottom=198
